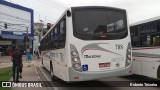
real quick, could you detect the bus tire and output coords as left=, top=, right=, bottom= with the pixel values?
left=50, top=61, right=58, bottom=80
left=157, top=65, right=160, bottom=79
left=50, top=62, right=53, bottom=77
left=42, top=58, right=43, bottom=65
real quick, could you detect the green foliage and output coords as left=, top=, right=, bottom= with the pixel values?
left=0, top=67, right=12, bottom=90
left=153, top=37, right=160, bottom=46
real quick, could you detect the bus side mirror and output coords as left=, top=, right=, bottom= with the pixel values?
left=67, top=10, right=71, bottom=17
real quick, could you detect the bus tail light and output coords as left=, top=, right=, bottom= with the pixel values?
left=70, top=44, right=82, bottom=71
left=74, top=76, right=79, bottom=80
left=125, top=42, right=132, bottom=67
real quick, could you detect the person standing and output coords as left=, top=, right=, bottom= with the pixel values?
left=19, top=49, right=23, bottom=78
left=11, top=48, right=22, bottom=82
left=27, top=52, right=32, bottom=67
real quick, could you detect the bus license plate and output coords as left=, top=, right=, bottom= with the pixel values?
left=99, top=63, right=110, bottom=68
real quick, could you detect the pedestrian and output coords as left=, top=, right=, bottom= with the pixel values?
left=11, top=48, right=22, bottom=82
left=9, top=50, right=12, bottom=57
left=27, top=52, right=32, bottom=67
left=9, top=50, right=11, bottom=56
left=19, top=49, right=23, bottom=78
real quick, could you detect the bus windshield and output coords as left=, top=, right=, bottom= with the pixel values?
left=72, top=8, right=128, bottom=40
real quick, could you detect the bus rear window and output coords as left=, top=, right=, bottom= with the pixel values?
left=72, top=8, right=128, bottom=40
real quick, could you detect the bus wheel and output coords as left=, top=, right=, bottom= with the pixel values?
left=157, top=65, right=160, bottom=79
left=50, top=62, right=53, bottom=77
left=42, top=58, right=43, bottom=65
left=50, top=62, right=58, bottom=81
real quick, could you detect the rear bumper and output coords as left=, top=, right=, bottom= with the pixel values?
left=68, top=65, right=132, bottom=82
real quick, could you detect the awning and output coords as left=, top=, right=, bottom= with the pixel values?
left=1, top=34, right=24, bottom=40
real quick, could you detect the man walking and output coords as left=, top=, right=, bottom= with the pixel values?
left=11, top=48, right=22, bottom=82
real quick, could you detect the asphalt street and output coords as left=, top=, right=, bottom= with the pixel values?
left=1, top=56, right=159, bottom=90
left=36, top=59, right=160, bottom=90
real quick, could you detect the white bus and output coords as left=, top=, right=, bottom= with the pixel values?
left=130, top=16, right=160, bottom=79
left=40, top=6, right=132, bottom=82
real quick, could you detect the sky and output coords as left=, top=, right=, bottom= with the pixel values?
left=4, top=0, right=160, bottom=25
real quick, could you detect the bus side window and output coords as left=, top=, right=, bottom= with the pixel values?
left=53, top=27, right=59, bottom=49
left=152, top=36, right=160, bottom=46
left=59, top=17, right=66, bottom=49
left=140, top=35, right=151, bottom=47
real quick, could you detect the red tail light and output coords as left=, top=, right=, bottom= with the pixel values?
left=100, top=35, right=107, bottom=38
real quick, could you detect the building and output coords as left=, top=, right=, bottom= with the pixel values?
left=33, top=22, right=53, bottom=53
left=0, top=0, right=34, bottom=55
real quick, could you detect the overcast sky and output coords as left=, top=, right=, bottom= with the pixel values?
left=5, top=0, right=160, bottom=24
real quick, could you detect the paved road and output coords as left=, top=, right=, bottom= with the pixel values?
left=1, top=56, right=159, bottom=90
left=36, top=60, right=160, bottom=90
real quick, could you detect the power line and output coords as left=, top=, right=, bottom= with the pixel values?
left=0, top=12, right=30, bottom=22
left=38, top=0, right=64, bottom=10
left=44, top=0, right=67, bottom=8
left=0, top=25, right=26, bottom=31
left=0, top=21, right=28, bottom=28
left=0, top=16, right=30, bottom=23
left=0, top=21, right=32, bottom=32
left=43, top=0, right=65, bottom=8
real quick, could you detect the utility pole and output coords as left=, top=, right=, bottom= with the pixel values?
left=25, top=26, right=29, bottom=56
left=37, top=20, right=44, bottom=58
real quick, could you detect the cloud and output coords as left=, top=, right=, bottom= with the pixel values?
left=5, top=0, right=160, bottom=24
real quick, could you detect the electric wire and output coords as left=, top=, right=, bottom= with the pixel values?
left=38, top=0, right=64, bottom=10
left=0, top=12, right=30, bottom=22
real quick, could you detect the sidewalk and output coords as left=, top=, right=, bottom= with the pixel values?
left=0, top=56, right=47, bottom=90
left=0, top=56, right=12, bottom=68
left=0, top=56, right=27, bottom=68
left=11, top=59, right=47, bottom=90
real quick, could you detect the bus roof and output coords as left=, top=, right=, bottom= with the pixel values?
left=41, top=6, right=126, bottom=41
left=130, top=16, right=160, bottom=26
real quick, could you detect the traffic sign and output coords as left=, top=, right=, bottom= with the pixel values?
left=82, top=64, right=88, bottom=71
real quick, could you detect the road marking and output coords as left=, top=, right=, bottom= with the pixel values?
left=38, top=76, right=41, bottom=81
left=35, top=67, right=38, bottom=75
left=39, top=65, right=59, bottom=90
left=39, top=65, right=51, bottom=81
left=35, top=66, right=41, bottom=81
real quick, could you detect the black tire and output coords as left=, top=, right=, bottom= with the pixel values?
left=50, top=62, right=58, bottom=81
left=157, top=65, right=160, bottom=79
left=42, top=58, right=43, bottom=65
left=50, top=62, right=53, bottom=76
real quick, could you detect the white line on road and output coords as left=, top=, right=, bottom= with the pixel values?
left=38, top=76, right=41, bottom=81
left=39, top=65, right=59, bottom=90
left=35, top=66, right=38, bottom=75
left=35, top=66, right=41, bottom=81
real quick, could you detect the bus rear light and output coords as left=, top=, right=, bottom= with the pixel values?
left=70, top=44, right=82, bottom=71
left=74, top=63, right=81, bottom=69
left=125, top=42, right=132, bottom=67
left=128, top=49, right=131, bottom=52
left=127, top=60, right=131, bottom=63
left=72, top=57, right=79, bottom=62
left=100, top=35, right=107, bottom=38
left=128, top=55, right=131, bottom=58
left=71, top=51, right=78, bottom=56
left=74, top=76, right=79, bottom=80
